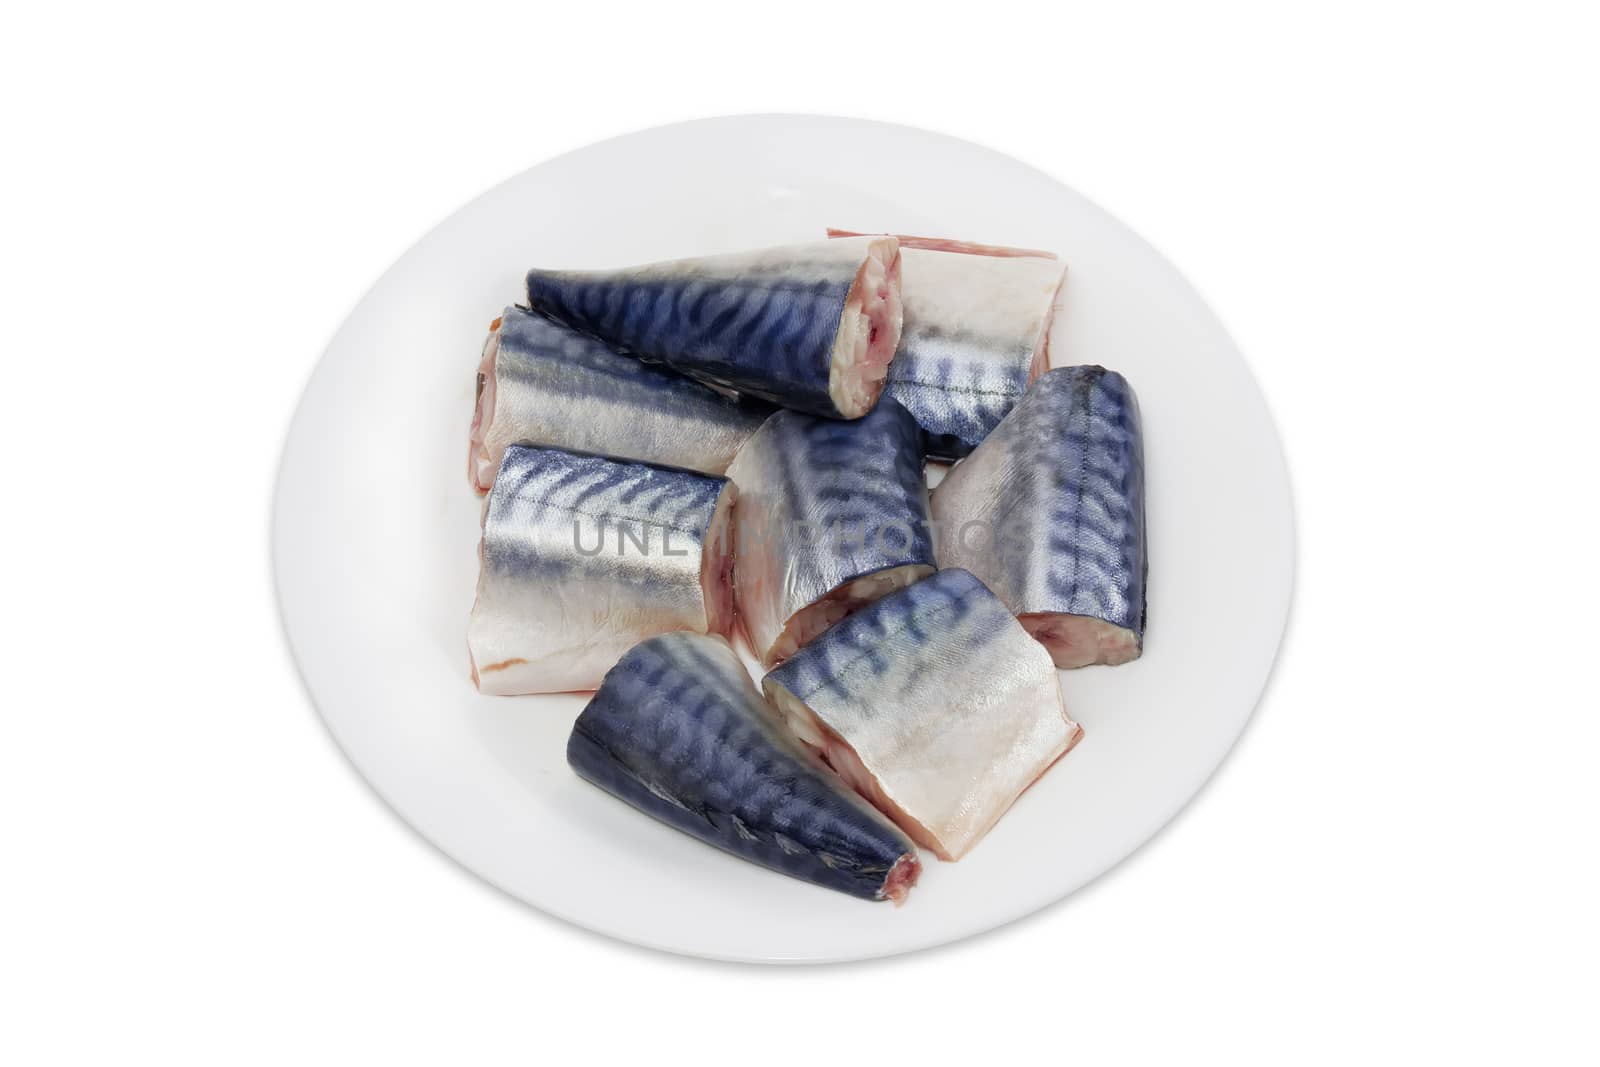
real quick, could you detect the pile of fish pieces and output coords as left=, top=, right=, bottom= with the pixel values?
left=466, top=232, right=1147, bottom=904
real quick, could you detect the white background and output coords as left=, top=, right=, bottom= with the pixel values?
left=3, top=3, right=1596, bottom=1063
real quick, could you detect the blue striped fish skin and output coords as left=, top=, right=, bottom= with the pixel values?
left=725, top=398, right=936, bottom=666
left=930, top=366, right=1146, bottom=668
left=524, top=237, right=901, bottom=419
left=566, top=632, right=921, bottom=902
left=469, top=307, right=768, bottom=491
left=468, top=445, right=735, bottom=695
left=883, top=248, right=1066, bottom=459
left=762, top=568, right=1080, bottom=861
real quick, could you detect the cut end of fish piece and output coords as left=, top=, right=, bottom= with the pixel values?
left=762, top=569, right=1084, bottom=862
left=1027, top=320, right=1052, bottom=384
left=930, top=366, right=1146, bottom=657
left=1020, top=613, right=1141, bottom=668
left=758, top=563, right=933, bottom=668
left=831, top=229, right=1067, bottom=458
left=827, top=237, right=903, bottom=418
left=764, top=678, right=951, bottom=860
left=468, top=317, right=503, bottom=492
left=1029, top=271, right=1066, bottom=381
left=471, top=655, right=550, bottom=694
left=700, top=483, right=738, bottom=637
left=880, top=853, right=921, bottom=905
left=827, top=228, right=1058, bottom=260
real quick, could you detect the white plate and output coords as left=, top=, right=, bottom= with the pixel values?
left=273, top=115, right=1294, bottom=963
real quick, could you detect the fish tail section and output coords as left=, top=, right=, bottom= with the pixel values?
left=566, top=633, right=921, bottom=902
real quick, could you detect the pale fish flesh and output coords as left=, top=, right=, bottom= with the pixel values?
left=468, top=307, right=767, bottom=492
left=828, top=230, right=1066, bottom=459
left=931, top=366, right=1146, bottom=668
left=468, top=445, right=735, bottom=694
left=567, top=631, right=921, bottom=902
left=762, top=568, right=1082, bottom=861
left=524, top=237, right=903, bottom=419
left=725, top=398, right=935, bottom=667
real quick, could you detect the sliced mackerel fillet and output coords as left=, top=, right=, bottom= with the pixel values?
left=468, top=307, right=766, bottom=492
left=762, top=568, right=1082, bottom=861
left=524, top=237, right=903, bottom=419
left=468, top=445, right=735, bottom=694
left=725, top=398, right=934, bottom=668
left=931, top=366, right=1146, bottom=668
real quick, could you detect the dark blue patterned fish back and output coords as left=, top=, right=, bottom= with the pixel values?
left=525, top=266, right=854, bottom=417
left=486, top=445, right=726, bottom=578
left=886, top=345, right=1031, bottom=459
left=1020, top=367, right=1146, bottom=636
left=771, top=398, right=934, bottom=573
left=765, top=568, right=1005, bottom=702
left=566, top=633, right=914, bottom=900
left=497, top=306, right=768, bottom=419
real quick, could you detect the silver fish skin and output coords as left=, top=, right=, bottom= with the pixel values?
left=725, top=398, right=935, bottom=667
left=930, top=366, right=1146, bottom=668
left=467, top=307, right=767, bottom=492
left=523, top=237, right=904, bottom=419
left=567, top=632, right=921, bottom=903
left=828, top=231, right=1066, bottom=459
left=468, top=445, right=736, bottom=695
left=762, top=568, right=1081, bottom=861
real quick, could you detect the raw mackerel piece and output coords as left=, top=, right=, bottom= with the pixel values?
left=567, top=632, right=921, bottom=903
left=762, top=568, right=1081, bottom=862
left=467, top=307, right=767, bottom=492
left=931, top=366, right=1146, bottom=668
left=524, top=237, right=903, bottom=419
left=468, top=445, right=735, bottom=694
left=829, top=230, right=1066, bottom=459
left=725, top=398, right=935, bottom=667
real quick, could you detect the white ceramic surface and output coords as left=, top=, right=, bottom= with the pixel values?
left=272, top=115, right=1294, bottom=963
